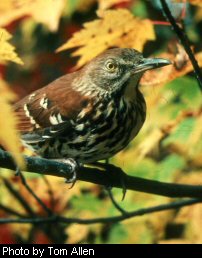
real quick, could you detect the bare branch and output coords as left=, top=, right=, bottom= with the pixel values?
left=104, top=159, right=128, bottom=214
left=3, top=178, right=35, bottom=216
left=159, top=0, right=202, bottom=91
left=42, top=176, right=56, bottom=211
left=1, top=149, right=202, bottom=199
left=18, top=173, right=53, bottom=216
left=0, top=203, right=27, bottom=218
left=106, top=187, right=128, bottom=215
left=0, top=198, right=200, bottom=225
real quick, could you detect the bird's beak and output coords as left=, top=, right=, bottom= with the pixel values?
left=133, top=58, right=172, bottom=74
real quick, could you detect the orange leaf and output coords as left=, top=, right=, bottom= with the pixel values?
left=0, top=0, right=65, bottom=31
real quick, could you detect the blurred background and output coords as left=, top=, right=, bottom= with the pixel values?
left=0, top=0, right=202, bottom=244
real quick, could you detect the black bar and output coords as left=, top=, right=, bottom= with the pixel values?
left=0, top=244, right=201, bottom=257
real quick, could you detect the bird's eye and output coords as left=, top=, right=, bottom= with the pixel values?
left=105, top=60, right=117, bottom=72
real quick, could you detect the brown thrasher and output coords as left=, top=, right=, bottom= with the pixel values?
left=14, top=48, right=171, bottom=180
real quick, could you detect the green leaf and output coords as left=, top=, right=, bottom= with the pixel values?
left=70, top=194, right=103, bottom=213
left=128, top=158, right=158, bottom=179
left=163, top=76, right=201, bottom=111
left=163, top=117, right=196, bottom=146
left=155, top=154, right=186, bottom=182
left=63, top=0, right=81, bottom=17
left=107, top=223, right=128, bottom=244
left=131, top=1, right=148, bottom=18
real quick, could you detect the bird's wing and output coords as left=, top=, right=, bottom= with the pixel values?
left=14, top=74, right=92, bottom=143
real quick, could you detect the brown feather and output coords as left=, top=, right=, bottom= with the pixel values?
left=14, top=72, right=92, bottom=134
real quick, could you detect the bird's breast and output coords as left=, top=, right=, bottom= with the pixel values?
left=58, top=91, right=146, bottom=162
left=35, top=91, right=146, bottom=163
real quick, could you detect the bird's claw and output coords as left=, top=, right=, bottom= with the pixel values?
left=121, top=182, right=127, bottom=201
left=63, top=158, right=79, bottom=188
left=15, top=167, right=21, bottom=176
left=91, top=161, right=127, bottom=200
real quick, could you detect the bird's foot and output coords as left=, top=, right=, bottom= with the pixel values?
left=15, top=167, right=21, bottom=176
left=55, top=158, right=80, bottom=188
left=119, top=171, right=127, bottom=201
left=90, top=161, right=127, bottom=201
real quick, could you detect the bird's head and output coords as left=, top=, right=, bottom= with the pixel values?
left=81, top=48, right=171, bottom=97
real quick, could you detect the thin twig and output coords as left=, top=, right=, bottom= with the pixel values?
left=42, top=176, right=55, bottom=211
left=159, top=0, right=202, bottom=91
left=105, top=159, right=128, bottom=214
left=0, top=203, right=27, bottom=218
left=2, top=173, right=65, bottom=242
left=19, top=173, right=53, bottom=216
left=0, top=198, right=200, bottom=225
left=3, top=178, right=35, bottom=216
left=106, top=188, right=128, bottom=215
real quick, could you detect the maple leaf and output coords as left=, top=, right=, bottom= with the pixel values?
left=0, top=0, right=65, bottom=32
left=0, top=28, right=23, bottom=65
left=0, top=80, right=24, bottom=168
left=57, top=9, right=155, bottom=67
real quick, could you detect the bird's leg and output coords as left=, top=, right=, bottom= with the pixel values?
left=52, top=158, right=79, bottom=188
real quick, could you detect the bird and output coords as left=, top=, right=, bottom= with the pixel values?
left=14, top=48, right=171, bottom=175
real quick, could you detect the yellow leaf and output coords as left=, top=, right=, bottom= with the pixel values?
left=0, top=81, right=25, bottom=169
left=66, top=224, right=89, bottom=243
left=187, top=114, right=202, bottom=153
left=0, top=28, right=23, bottom=65
left=57, top=9, right=155, bottom=67
left=0, top=0, right=65, bottom=31
left=136, top=129, right=164, bottom=160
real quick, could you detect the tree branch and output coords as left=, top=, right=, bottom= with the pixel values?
left=19, top=173, right=53, bottom=216
left=1, top=149, right=202, bottom=199
left=0, top=198, right=200, bottom=225
left=3, top=178, right=35, bottom=216
left=42, top=176, right=55, bottom=211
left=159, top=0, right=202, bottom=91
left=0, top=203, right=27, bottom=218
left=106, top=187, right=128, bottom=215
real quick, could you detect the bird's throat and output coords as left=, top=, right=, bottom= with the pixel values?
left=123, top=73, right=142, bottom=103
